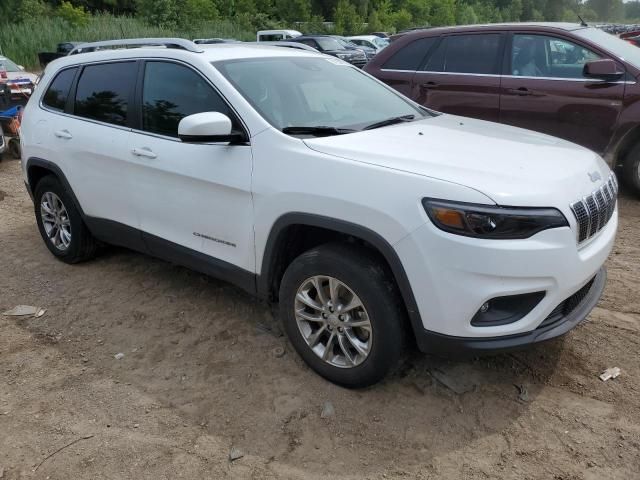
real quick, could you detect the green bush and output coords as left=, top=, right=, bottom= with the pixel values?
left=0, top=13, right=253, bottom=71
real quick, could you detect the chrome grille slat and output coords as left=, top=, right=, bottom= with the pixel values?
left=570, top=173, right=618, bottom=244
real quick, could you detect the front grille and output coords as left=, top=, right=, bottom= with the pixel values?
left=570, top=173, right=618, bottom=244
left=537, top=276, right=596, bottom=329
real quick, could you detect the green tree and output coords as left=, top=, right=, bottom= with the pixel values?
left=275, top=0, right=311, bottom=22
left=58, top=1, right=90, bottom=26
left=136, top=0, right=178, bottom=27
left=334, top=0, right=363, bottom=34
left=429, top=0, right=455, bottom=26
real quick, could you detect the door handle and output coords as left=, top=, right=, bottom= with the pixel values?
left=420, top=81, right=439, bottom=90
left=54, top=129, right=72, bottom=139
left=507, top=87, right=537, bottom=96
left=131, top=147, right=157, bottom=159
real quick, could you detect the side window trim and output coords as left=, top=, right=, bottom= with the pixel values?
left=135, top=58, right=249, bottom=142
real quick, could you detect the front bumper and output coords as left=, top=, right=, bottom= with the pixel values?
left=414, top=267, right=606, bottom=356
left=394, top=208, right=617, bottom=352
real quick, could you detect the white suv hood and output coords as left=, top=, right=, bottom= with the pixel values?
left=304, top=114, right=611, bottom=208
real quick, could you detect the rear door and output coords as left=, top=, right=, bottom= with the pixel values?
left=374, top=36, right=439, bottom=98
left=410, top=33, right=505, bottom=122
left=500, top=33, right=625, bottom=154
left=45, top=61, right=138, bottom=229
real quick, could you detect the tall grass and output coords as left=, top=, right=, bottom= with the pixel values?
left=0, top=13, right=255, bottom=71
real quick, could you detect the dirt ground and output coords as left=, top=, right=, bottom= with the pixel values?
left=1, top=155, right=639, bottom=480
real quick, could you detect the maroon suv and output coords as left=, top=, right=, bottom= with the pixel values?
left=364, top=23, right=640, bottom=195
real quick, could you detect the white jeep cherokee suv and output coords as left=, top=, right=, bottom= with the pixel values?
left=21, top=39, right=617, bottom=387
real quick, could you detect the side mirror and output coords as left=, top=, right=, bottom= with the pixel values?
left=18, top=65, right=25, bottom=71
left=178, top=112, right=245, bottom=143
left=583, top=59, right=624, bottom=81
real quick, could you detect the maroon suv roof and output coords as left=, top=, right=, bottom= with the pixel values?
left=392, top=22, right=589, bottom=41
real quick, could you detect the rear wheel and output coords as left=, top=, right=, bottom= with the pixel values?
left=279, top=243, right=406, bottom=388
left=34, top=175, right=97, bottom=263
left=622, top=143, right=640, bottom=197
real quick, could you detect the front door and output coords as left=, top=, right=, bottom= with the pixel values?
left=410, top=33, right=505, bottom=122
left=500, top=33, right=625, bottom=155
left=127, top=60, right=255, bottom=273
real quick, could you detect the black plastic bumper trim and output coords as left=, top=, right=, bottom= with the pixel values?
left=415, top=267, right=607, bottom=356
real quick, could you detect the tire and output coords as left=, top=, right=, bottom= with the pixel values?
left=34, top=175, right=97, bottom=264
left=8, top=138, right=20, bottom=160
left=279, top=243, right=406, bottom=388
left=622, top=143, right=640, bottom=197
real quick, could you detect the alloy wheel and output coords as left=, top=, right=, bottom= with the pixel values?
left=294, top=275, right=372, bottom=368
left=40, top=192, right=72, bottom=251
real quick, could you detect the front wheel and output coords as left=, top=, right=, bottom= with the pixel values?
left=279, top=243, right=406, bottom=388
left=622, top=143, right=640, bottom=197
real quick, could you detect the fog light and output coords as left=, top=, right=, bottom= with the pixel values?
left=471, top=292, right=546, bottom=327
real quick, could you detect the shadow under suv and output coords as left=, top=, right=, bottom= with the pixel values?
left=364, top=22, right=640, bottom=196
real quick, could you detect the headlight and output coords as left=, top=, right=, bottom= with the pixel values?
left=336, top=53, right=349, bottom=59
left=422, top=198, right=568, bottom=239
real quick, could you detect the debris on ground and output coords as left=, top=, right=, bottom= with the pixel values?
left=430, top=368, right=477, bottom=394
left=321, top=401, right=335, bottom=419
left=515, top=384, right=530, bottom=402
left=114, top=353, right=125, bottom=360
left=600, top=367, right=621, bottom=382
left=228, top=446, right=244, bottom=462
left=2, top=305, right=44, bottom=317
left=272, top=346, right=285, bottom=358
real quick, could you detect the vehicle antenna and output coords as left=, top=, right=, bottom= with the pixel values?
left=578, top=14, right=588, bottom=27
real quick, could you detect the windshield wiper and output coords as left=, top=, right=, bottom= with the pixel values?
left=282, top=126, right=355, bottom=137
left=363, top=114, right=416, bottom=131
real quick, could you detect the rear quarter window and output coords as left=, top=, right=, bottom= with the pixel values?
left=42, top=67, right=77, bottom=112
left=382, top=37, right=438, bottom=71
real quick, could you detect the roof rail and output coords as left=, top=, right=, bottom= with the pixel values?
left=68, top=38, right=204, bottom=55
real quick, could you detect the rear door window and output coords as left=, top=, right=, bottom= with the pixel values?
left=422, top=34, right=503, bottom=74
left=141, top=61, right=234, bottom=137
left=383, top=37, right=438, bottom=71
left=74, top=61, right=137, bottom=126
left=43, top=67, right=77, bottom=111
left=441, top=34, right=503, bottom=74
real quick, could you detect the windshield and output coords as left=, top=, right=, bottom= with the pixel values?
left=215, top=57, right=428, bottom=132
left=316, top=37, right=344, bottom=51
left=0, top=57, right=21, bottom=72
left=374, top=38, right=390, bottom=49
left=575, top=27, right=640, bottom=70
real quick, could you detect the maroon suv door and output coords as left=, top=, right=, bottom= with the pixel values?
left=410, top=33, right=505, bottom=122
left=500, top=33, right=625, bottom=155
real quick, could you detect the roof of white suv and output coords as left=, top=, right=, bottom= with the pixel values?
left=47, top=41, right=321, bottom=73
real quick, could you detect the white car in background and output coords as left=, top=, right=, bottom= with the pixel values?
left=0, top=55, right=38, bottom=97
left=256, top=29, right=302, bottom=42
left=21, top=39, right=617, bottom=388
left=347, top=35, right=390, bottom=52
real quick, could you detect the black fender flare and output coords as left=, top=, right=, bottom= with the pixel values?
left=258, top=212, right=424, bottom=338
left=25, top=157, right=86, bottom=217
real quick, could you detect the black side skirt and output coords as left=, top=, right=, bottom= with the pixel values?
left=84, top=217, right=256, bottom=295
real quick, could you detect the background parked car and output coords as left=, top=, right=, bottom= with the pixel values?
left=0, top=55, right=37, bottom=101
left=332, top=36, right=376, bottom=62
left=290, top=35, right=367, bottom=67
left=256, top=29, right=302, bottom=42
left=193, top=38, right=240, bottom=44
left=37, top=42, right=85, bottom=69
left=365, top=22, right=640, bottom=196
left=347, top=35, right=390, bottom=52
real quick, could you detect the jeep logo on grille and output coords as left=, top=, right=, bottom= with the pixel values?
left=588, top=171, right=602, bottom=183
